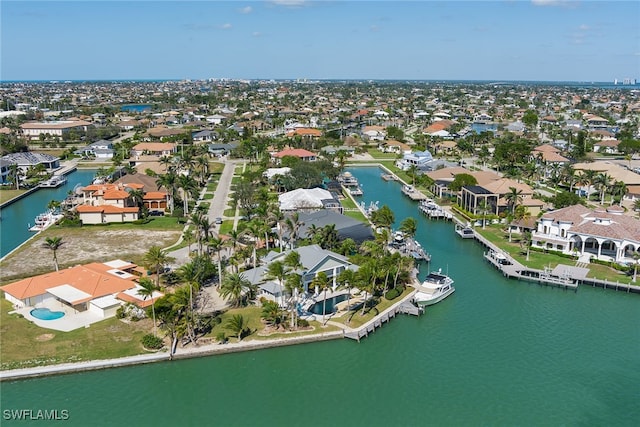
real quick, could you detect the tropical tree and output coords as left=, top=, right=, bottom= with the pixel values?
left=143, top=246, right=175, bottom=288
left=42, top=236, right=64, bottom=271
left=264, top=260, right=288, bottom=307
left=595, top=172, right=612, bottom=204
left=370, top=204, right=395, bottom=232
left=207, top=236, right=225, bottom=284
left=138, top=277, right=159, bottom=336
left=177, top=174, right=198, bottom=215
left=284, top=250, right=303, bottom=328
left=225, top=314, right=247, bottom=341
left=505, top=187, right=523, bottom=215
left=285, top=212, right=304, bottom=249
left=261, top=300, right=283, bottom=328
left=311, top=271, right=331, bottom=325
left=399, top=217, right=418, bottom=239
left=220, top=272, right=254, bottom=307
left=156, top=172, right=178, bottom=213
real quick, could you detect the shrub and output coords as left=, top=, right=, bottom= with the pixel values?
left=298, top=319, right=310, bottom=327
left=115, top=306, right=126, bottom=319
left=385, top=287, right=402, bottom=300
left=141, top=334, right=164, bottom=350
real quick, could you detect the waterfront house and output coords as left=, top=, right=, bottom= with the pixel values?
left=0, top=158, right=12, bottom=184
left=532, top=205, right=640, bottom=264
left=76, top=182, right=142, bottom=224
left=1, top=152, right=60, bottom=174
left=297, top=210, right=374, bottom=244
left=362, top=125, right=386, bottom=141
left=1, top=260, right=162, bottom=316
left=458, top=178, right=542, bottom=216
left=395, top=150, right=433, bottom=171
left=240, top=245, right=358, bottom=305
left=75, top=140, right=115, bottom=159
left=278, top=188, right=342, bottom=213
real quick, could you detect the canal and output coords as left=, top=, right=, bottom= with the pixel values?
left=1, top=166, right=638, bottom=426
left=0, top=169, right=97, bottom=258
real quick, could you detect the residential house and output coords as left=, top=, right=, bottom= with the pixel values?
left=273, top=148, right=317, bottom=163
left=76, top=182, right=141, bottom=224
left=1, top=260, right=162, bottom=316
left=297, top=210, right=374, bottom=244
left=1, top=152, right=60, bottom=174
left=532, top=205, right=640, bottom=263
left=593, top=139, right=621, bottom=154
left=278, top=188, right=342, bottom=213
left=20, top=120, right=91, bottom=140
left=458, top=178, right=542, bottom=216
left=75, top=140, right=115, bottom=159
left=131, top=142, right=177, bottom=158
left=362, top=125, right=386, bottom=141
left=240, top=245, right=358, bottom=305
left=395, top=150, right=433, bottom=171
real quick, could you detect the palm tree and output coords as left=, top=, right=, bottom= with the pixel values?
left=595, top=172, right=612, bottom=205
left=178, top=261, right=203, bottom=328
left=632, top=251, right=640, bottom=283
left=337, top=269, right=356, bottom=323
left=8, top=164, right=23, bottom=190
left=42, top=236, right=64, bottom=271
left=225, top=314, right=247, bottom=341
left=138, top=277, right=159, bottom=336
left=177, top=174, right=198, bottom=215
left=612, top=180, right=627, bottom=204
left=220, top=272, right=253, bottom=307
left=265, top=260, right=287, bottom=307
left=477, top=199, right=490, bottom=229
left=311, top=271, right=331, bottom=325
left=399, top=217, right=418, bottom=239
left=370, top=205, right=395, bottom=232
left=143, top=246, right=174, bottom=288
left=207, top=236, right=225, bottom=284
left=285, top=212, right=304, bottom=249
left=505, top=187, right=523, bottom=215
left=283, top=250, right=303, bottom=328
left=407, top=164, right=418, bottom=186
left=156, top=172, right=178, bottom=214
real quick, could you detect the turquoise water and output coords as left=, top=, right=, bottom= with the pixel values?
left=29, top=308, right=65, bottom=321
left=1, top=166, right=638, bottom=426
left=120, top=104, right=151, bottom=113
left=0, top=169, right=96, bottom=257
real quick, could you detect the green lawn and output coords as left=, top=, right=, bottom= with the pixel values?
left=208, top=162, right=225, bottom=174
left=330, top=288, right=413, bottom=328
left=0, top=299, right=151, bottom=370
left=366, top=148, right=399, bottom=160
left=219, top=220, right=234, bottom=235
left=223, top=208, right=236, bottom=217
left=0, top=189, right=28, bottom=204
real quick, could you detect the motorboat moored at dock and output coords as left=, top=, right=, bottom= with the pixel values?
left=414, top=269, right=455, bottom=306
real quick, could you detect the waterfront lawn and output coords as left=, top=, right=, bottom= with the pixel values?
left=207, top=307, right=264, bottom=342
left=0, top=189, right=27, bottom=204
left=0, top=299, right=149, bottom=370
left=340, top=194, right=369, bottom=223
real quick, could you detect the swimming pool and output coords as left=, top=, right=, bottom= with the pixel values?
left=30, top=307, right=65, bottom=320
left=309, top=294, right=348, bottom=315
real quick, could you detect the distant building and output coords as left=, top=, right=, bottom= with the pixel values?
left=20, top=120, right=91, bottom=139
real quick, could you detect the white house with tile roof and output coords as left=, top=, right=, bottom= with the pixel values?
left=532, top=204, right=640, bottom=263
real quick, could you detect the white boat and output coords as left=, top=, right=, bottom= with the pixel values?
left=401, top=184, right=415, bottom=196
left=39, top=175, right=67, bottom=188
left=28, top=209, right=64, bottom=232
left=455, top=224, right=475, bottom=239
left=414, top=269, right=455, bottom=306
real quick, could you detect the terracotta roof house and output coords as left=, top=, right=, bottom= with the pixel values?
left=532, top=205, right=640, bottom=263
left=593, top=139, right=620, bottom=154
left=1, top=260, right=163, bottom=320
left=285, top=128, right=322, bottom=138
left=76, top=182, right=146, bottom=224
left=273, top=148, right=317, bottom=162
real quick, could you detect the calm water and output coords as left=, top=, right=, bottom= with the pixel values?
left=1, top=166, right=638, bottom=426
left=0, top=169, right=96, bottom=258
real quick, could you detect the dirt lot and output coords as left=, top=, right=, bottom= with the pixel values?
left=0, top=228, right=181, bottom=283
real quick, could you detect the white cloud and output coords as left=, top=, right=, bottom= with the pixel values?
left=239, top=6, right=253, bottom=14
left=578, top=24, right=590, bottom=31
left=221, top=23, right=232, bottom=30
left=252, top=32, right=262, bottom=37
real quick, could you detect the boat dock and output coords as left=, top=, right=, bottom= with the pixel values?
left=381, top=173, right=398, bottom=181
left=343, top=289, right=424, bottom=342
left=401, top=184, right=428, bottom=201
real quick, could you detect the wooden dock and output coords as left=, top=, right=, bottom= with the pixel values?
left=344, top=290, right=424, bottom=342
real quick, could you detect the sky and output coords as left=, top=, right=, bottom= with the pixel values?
left=1, top=0, right=639, bottom=82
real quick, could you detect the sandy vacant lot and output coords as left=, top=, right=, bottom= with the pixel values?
left=1, top=228, right=181, bottom=282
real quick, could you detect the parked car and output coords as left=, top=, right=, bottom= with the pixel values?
left=215, top=217, right=222, bottom=224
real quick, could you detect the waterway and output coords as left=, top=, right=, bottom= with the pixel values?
left=0, top=169, right=96, bottom=258
left=1, top=166, right=638, bottom=426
